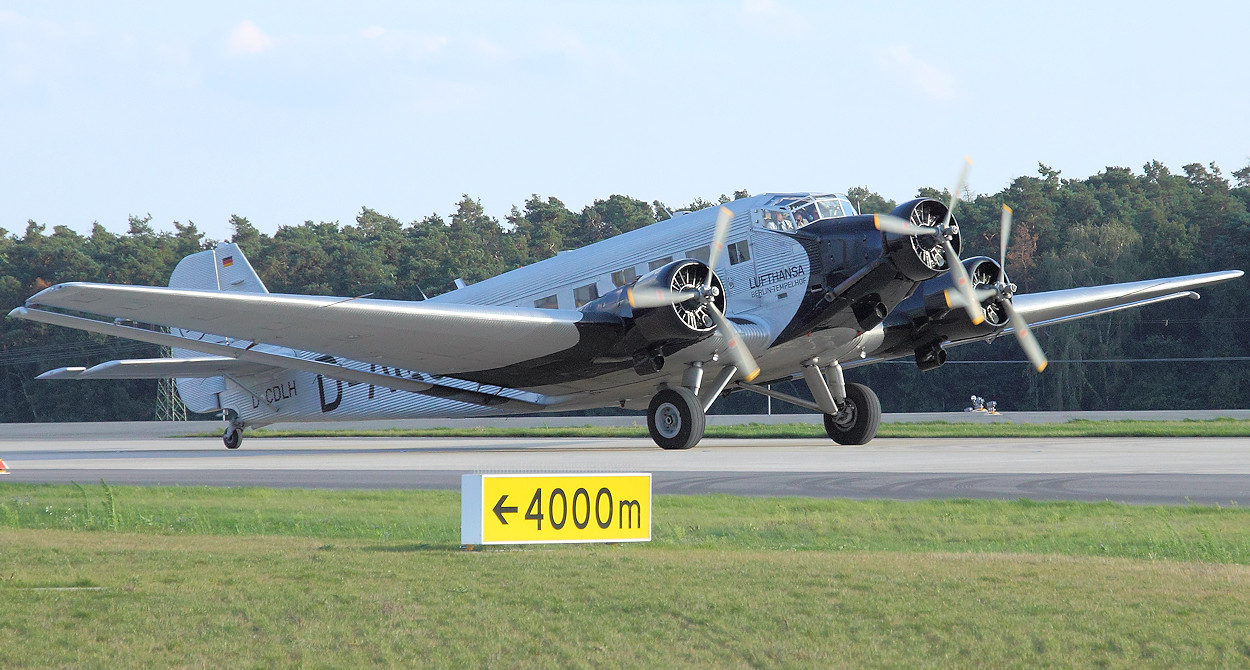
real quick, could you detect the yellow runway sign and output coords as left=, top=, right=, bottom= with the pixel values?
left=461, top=474, right=651, bottom=546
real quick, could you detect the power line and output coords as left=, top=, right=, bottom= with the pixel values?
left=885, top=357, right=1250, bottom=364
left=0, top=341, right=155, bottom=367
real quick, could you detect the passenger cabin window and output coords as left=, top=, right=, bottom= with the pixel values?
left=534, top=294, right=559, bottom=309
left=728, top=240, right=751, bottom=265
left=648, top=256, right=673, bottom=271
left=573, top=282, right=600, bottom=307
left=611, top=267, right=639, bottom=287
left=686, top=245, right=710, bottom=263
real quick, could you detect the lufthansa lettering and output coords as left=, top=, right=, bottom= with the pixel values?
left=748, top=264, right=805, bottom=290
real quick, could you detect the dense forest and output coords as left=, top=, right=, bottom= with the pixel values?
left=2, top=161, right=1248, bottom=421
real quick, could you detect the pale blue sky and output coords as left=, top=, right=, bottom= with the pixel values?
left=2, top=1, right=1247, bottom=240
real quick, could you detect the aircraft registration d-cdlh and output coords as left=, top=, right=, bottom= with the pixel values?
left=11, top=163, right=1243, bottom=450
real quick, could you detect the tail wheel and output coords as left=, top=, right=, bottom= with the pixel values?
left=647, top=387, right=706, bottom=450
left=823, top=383, right=881, bottom=445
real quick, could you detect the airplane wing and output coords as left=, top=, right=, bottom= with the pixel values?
left=15, top=282, right=625, bottom=378
left=35, top=357, right=277, bottom=380
left=864, top=269, right=1244, bottom=366
left=1007, top=271, right=1243, bottom=328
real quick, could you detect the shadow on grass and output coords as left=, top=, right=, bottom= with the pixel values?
left=364, top=543, right=460, bottom=553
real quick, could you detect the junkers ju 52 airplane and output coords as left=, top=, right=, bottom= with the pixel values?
left=11, top=162, right=1242, bottom=450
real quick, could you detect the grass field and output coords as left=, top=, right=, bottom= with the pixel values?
left=4, top=483, right=1250, bottom=666
left=208, top=417, right=1250, bottom=440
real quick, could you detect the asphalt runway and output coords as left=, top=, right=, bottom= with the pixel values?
left=4, top=430, right=1250, bottom=504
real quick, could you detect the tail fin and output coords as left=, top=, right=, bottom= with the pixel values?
left=167, top=243, right=268, bottom=414
left=168, top=242, right=268, bottom=294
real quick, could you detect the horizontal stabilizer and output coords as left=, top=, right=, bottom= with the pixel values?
left=36, top=357, right=278, bottom=380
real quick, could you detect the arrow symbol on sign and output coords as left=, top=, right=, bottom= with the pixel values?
left=493, top=495, right=518, bottom=524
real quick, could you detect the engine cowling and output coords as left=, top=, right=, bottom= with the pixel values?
left=581, top=259, right=726, bottom=373
left=873, top=256, right=1010, bottom=367
left=882, top=198, right=962, bottom=282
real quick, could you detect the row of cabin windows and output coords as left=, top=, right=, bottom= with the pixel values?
left=533, top=239, right=751, bottom=309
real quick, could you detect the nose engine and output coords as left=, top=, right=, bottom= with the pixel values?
left=883, top=198, right=963, bottom=281
left=774, top=197, right=964, bottom=340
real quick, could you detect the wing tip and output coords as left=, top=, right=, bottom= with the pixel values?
left=36, top=367, right=87, bottom=380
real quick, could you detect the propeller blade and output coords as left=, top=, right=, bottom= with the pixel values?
left=708, top=304, right=760, bottom=382
left=627, top=287, right=701, bottom=309
left=999, top=205, right=1013, bottom=273
left=944, top=287, right=997, bottom=310
left=873, top=214, right=939, bottom=237
left=939, top=156, right=973, bottom=233
left=703, top=206, right=733, bottom=292
left=941, top=236, right=984, bottom=325
left=1002, top=299, right=1048, bottom=372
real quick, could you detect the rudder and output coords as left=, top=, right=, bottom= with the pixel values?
left=169, top=243, right=268, bottom=294
left=167, top=243, right=268, bottom=414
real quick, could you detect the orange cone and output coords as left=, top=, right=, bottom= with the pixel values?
left=0, top=458, right=8, bottom=475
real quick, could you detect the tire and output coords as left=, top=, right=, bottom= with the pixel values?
left=647, top=387, right=706, bottom=450
left=823, top=382, right=881, bottom=445
left=223, top=425, right=243, bottom=450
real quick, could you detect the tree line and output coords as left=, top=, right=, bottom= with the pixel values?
left=1, top=162, right=1247, bottom=421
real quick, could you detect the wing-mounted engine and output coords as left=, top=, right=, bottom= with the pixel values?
left=773, top=197, right=963, bottom=343
left=874, top=256, right=1009, bottom=369
left=581, top=259, right=727, bottom=374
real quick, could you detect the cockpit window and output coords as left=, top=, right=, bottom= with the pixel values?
left=793, top=203, right=819, bottom=227
left=756, top=193, right=856, bottom=231
left=815, top=198, right=844, bottom=219
left=758, top=209, right=796, bottom=231
left=765, top=196, right=803, bottom=208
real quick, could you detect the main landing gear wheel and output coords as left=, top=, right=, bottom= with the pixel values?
left=823, top=382, right=881, bottom=445
left=647, top=387, right=706, bottom=450
left=223, top=418, right=244, bottom=450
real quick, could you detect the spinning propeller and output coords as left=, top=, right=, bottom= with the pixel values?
left=874, top=159, right=1048, bottom=372
left=628, top=206, right=761, bottom=381
left=989, top=205, right=1048, bottom=371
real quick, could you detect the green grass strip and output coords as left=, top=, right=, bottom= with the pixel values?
left=4, top=482, right=1250, bottom=563
left=5, top=483, right=1250, bottom=666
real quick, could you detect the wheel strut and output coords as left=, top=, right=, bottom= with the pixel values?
left=222, top=411, right=244, bottom=450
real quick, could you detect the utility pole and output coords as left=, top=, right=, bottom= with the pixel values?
left=154, top=342, right=187, bottom=422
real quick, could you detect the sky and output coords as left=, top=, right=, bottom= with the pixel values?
left=2, top=0, right=1248, bottom=241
